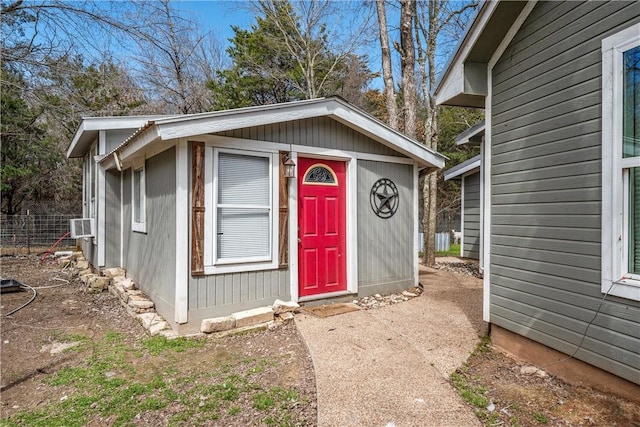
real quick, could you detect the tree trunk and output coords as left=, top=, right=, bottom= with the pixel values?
left=399, top=0, right=417, bottom=138
left=375, top=0, right=398, bottom=128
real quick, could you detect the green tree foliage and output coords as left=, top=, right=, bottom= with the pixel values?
left=436, top=106, right=484, bottom=225
left=208, top=0, right=374, bottom=110
left=1, top=67, right=62, bottom=215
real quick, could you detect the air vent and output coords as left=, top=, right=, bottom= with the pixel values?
left=69, top=218, right=95, bottom=238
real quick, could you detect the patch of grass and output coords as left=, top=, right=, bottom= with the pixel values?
left=533, top=412, right=548, bottom=424
left=141, top=335, right=205, bottom=355
left=5, top=333, right=307, bottom=427
left=450, top=370, right=488, bottom=409
left=436, top=243, right=461, bottom=257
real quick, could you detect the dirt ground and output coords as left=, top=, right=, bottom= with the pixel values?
left=1, top=255, right=639, bottom=426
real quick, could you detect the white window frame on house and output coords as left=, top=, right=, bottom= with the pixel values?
left=83, top=143, right=98, bottom=219
left=601, top=23, right=640, bottom=302
left=132, top=161, right=147, bottom=233
left=203, top=146, right=279, bottom=275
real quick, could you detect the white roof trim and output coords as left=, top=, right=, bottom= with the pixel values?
left=444, top=155, right=481, bottom=181
left=455, top=120, right=485, bottom=145
left=100, top=97, right=446, bottom=170
left=433, top=1, right=497, bottom=105
left=67, top=115, right=172, bottom=158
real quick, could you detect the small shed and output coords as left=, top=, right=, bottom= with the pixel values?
left=443, top=120, right=485, bottom=262
left=67, top=97, right=445, bottom=333
left=444, top=155, right=481, bottom=260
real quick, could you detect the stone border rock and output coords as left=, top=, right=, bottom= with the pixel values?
left=60, top=254, right=175, bottom=338
left=200, top=299, right=299, bottom=334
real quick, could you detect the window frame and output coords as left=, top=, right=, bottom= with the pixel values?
left=601, top=24, right=640, bottom=301
left=203, top=146, right=279, bottom=275
left=132, top=161, right=147, bottom=233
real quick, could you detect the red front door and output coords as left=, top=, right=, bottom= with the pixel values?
left=298, top=158, right=347, bottom=297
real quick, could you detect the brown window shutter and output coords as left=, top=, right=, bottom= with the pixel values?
left=191, top=141, right=205, bottom=275
left=279, top=151, right=289, bottom=268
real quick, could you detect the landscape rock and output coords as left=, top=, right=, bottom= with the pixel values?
left=71, top=251, right=83, bottom=260
left=80, top=273, right=97, bottom=285
left=137, top=312, right=161, bottom=329
left=78, top=268, right=93, bottom=277
left=88, top=276, right=111, bottom=292
left=520, top=366, right=539, bottom=375
left=127, top=295, right=154, bottom=310
left=201, top=316, right=235, bottom=333
left=149, top=321, right=170, bottom=336
left=272, top=299, right=300, bottom=314
left=75, top=260, right=89, bottom=270
left=58, top=259, right=71, bottom=268
left=233, top=306, right=274, bottom=328
left=277, top=312, right=295, bottom=323
left=102, top=267, right=126, bottom=278
left=112, top=277, right=136, bottom=291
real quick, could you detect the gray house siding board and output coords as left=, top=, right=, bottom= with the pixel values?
left=188, top=270, right=289, bottom=310
left=491, top=306, right=639, bottom=375
left=462, top=171, right=480, bottom=259
left=492, top=235, right=600, bottom=257
left=216, top=117, right=402, bottom=156
left=493, top=201, right=600, bottom=216
left=492, top=174, right=600, bottom=196
left=493, top=132, right=600, bottom=166
left=491, top=271, right=640, bottom=323
left=492, top=314, right=640, bottom=384
left=493, top=1, right=608, bottom=87
left=357, top=160, right=413, bottom=290
left=104, top=169, right=121, bottom=267
left=121, top=148, right=177, bottom=315
left=492, top=161, right=600, bottom=187
left=492, top=278, right=640, bottom=338
left=490, top=1, right=640, bottom=383
left=492, top=225, right=601, bottom=244
left=105, top=129, right=139, bottom=153
left=491, top=301, right=640, bottom=364
left=491, top=120, right=600, bottom=158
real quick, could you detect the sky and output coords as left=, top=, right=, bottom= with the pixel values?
left=172, top=1, right=257, bottom=46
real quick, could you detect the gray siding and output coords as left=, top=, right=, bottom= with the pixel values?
left=491, top=1, right=640, bottom=384
left=188, top=271, right=290, bottom=326
left=122, top=147, right=177, bottom=322
left=105, top=129, right=138, bottom=153
left=462, top=171, right=480, bottom=259
left=105, top=169, right=120, bottom=267
left=217, top=117, right=402, bottom=156
left=357, top=160, right=414, bottom=293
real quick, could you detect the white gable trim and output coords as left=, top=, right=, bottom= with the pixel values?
left=433, top=1, right=498, bottom=105
left=444, top=155, right=481, bottom=181
left=98, top=98, right=446, bottom=171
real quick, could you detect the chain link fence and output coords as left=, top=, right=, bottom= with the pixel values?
left=1, top=213, right=80, bottom=254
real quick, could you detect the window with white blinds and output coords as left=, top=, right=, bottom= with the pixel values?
left=204, top=147, right=279, bottom=273
left=601, top=25, right=640, bottom=301
left=217, top=152, right=271, bottom=261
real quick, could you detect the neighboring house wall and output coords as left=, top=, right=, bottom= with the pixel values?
left=462, top=171, right=480, bottom=259
left=490, top=1, right=640, bottom=383
left=122, top=147, right=177, bottom=319
left=357, top=160, right=414, bottom=293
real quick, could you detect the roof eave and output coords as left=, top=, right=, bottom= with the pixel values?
left=443, top=155, right=481, bottom=181
left=107, top=97, right=446, bottom=170
left=433, top=1, right=529, bottom=108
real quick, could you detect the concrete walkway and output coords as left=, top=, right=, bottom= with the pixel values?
left=295, top=267, right=484, bottom=426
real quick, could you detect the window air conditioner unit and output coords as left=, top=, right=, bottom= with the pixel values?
left=70, top=218, right=95, bottom=238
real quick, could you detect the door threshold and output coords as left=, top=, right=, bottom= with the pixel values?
left=298, top=290, right=355, bottom=303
